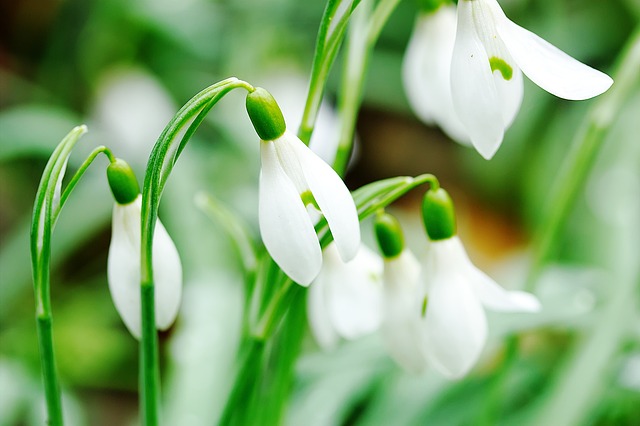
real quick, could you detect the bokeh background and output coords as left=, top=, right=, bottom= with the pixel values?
left=1, top=0, right=639, bottom=424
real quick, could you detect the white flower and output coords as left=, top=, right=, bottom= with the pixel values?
left=381, top=249, right=430, bottom=373
left=403, top=5, right=471, bottom=145
left=383, top=237, right=540, bottom=378
left=107, top=195, right=182, bottom=339
left=451, top=0, right=613, bottom=159
left=259, top=130, right=360, bottom=286
left=307, top=243, right=383, bottom=350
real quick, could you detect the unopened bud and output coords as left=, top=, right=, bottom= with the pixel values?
left=246, top=87, right=286, bottom=141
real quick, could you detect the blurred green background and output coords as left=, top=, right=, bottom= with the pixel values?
left=1, top=0, right=639, bottom=425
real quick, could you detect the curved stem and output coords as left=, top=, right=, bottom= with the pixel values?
left=30, top=126, right=89, bottom=426
left=138, top=78, right=254, bottom=426
left=54, top=146, right=115, bottom=221
left=526, top=26, right=640, bottom=290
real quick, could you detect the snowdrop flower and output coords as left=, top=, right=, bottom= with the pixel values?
left=307, top=242, right=383, bottom=350
left=375, top=213, right=429, bottom=372
left=246, top=87, right=360, bottom=286
left=376, top=188, right=540, bottom=378
left=106, top=159, right=182, bottom=339
left=451, top=0, right=613, bottom=159
left=403, top=3, right=470, bottom=144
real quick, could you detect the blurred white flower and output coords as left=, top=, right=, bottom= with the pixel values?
left=403, top=5, right=470, bottom=145
left=259, top=131, right=360, bottom=286
left=450, top=0, right=613, bottom=159
left=382, top=237, right=540, bottom=378
left=307, top=243, right=383, bottom=350
left=89, top=68, right=175, bottom=167
left=381, top=249, right=430, bottom=372
left=107, top=195, right=182, bottom=339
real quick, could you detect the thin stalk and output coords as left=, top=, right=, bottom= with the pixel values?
left=55, top=146, right=115, bottom=221
left=527, top=26, right=640, bottom=290
left=299, top=0, right=361, bottom=143
left=138, top=78, right=254, bottom=425
left=333, top=0, right=402, bottom=175
left=30, top=126, right=89, bottom=426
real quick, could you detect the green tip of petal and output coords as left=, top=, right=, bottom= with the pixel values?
left=374, top=212, right=405, bottom=259
left=422, top=187, right=456, bottom=241
left=246, top=87, right=286, bottom=141
left=489, top=57, right=513, bottom=81
left=417, top=0, right=450, bottom=14
left=107, top=159, right=140, bottom=205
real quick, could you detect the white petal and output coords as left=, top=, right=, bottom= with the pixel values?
left=107, top=196, right=183, bottom=338
left=152, top=218, right=183, bottom=330
left=259, top=140, right=322, bottom=286
left=469, top=267, right=541, bottom=312
left=323, top=244, right=383, bottom=340
left=452, top=1, right=505, bottom=159
left=381, top=250, right=430, bottom=372
left=422, top=275, right=487, bottom=378
left=493, top=65, right=524, bottom=128
left=420, top=240, right=488, bottom=378
left=108, top=201, right=143, bottom=338
left=287, top=133, right=361, bottom=262
left=307, top=268, right=340, bottom=350
left=403, top=7, right=471, bottom=145
left=497, top=19, right=613, bottom=100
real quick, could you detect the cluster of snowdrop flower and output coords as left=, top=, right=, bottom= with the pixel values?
left=404, top=0, right=613, bottom=159
left=104, top=84, right=541, bottom=379
left=375, top=186, right=540, bottom=377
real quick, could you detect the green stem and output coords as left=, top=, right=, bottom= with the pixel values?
left=333, top=0, right=402, bottom=175
left=527, top=26, right=640, bottom=290
left=138, top=78, right=254, bottom=426
left=36, top=313, right=63, bottom=426
left=30, top=126, right=88, bottom=426
left=298, top=0, right=361, bottom=143
left=140, top=284, right=160, bottom=426
left=54, top=146, right=115, bottom=221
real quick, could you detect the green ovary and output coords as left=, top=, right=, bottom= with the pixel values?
left=489, top=57, right=513, bottom=81
left=301, top=190, right=319, bottom=210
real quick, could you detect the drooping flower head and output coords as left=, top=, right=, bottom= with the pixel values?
left=376, top=186, right=540, bottom=378
left=106, top=158, right=182, bottom=339
left=403, top=0, right=470, bottom=144
left=403, top=0, right=613, bottom=160
left=451, top=0, right=613, bottom=159
left=246, top=88, right=360, bottom=286
left=307, top=242, right=383, bottom=350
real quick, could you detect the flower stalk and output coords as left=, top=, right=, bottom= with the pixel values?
left=138, top=77, right=255, bottom=425
left=528, top=26, right=640, bottom=290
left=31, top=126, right=115, bottom=426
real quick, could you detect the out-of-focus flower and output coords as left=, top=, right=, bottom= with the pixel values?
left=403, top=4, right=470, bottom=145
left=416, top=235, right=540, bottom=378
left=376, top=188, right=540, bottom=378
left=451, top=0, right=613, bottom=159
left=246, top=88, right=360, bottom=286
left=307, top=243, right=383, bottom=350
left=106, top=159, right=182, bottom=339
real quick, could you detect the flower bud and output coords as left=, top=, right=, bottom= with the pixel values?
left=107, top=158, right=140, bottom=205
left=246, top=87, right=286, bottom=141
left=422, top=187, right=456, bottom=241
left=374, top=212, right=405, bottom=259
